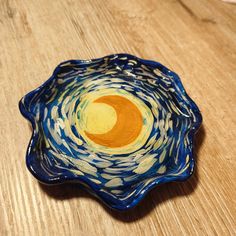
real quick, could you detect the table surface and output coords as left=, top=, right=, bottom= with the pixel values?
left=1, top=0, right=236, bottom=235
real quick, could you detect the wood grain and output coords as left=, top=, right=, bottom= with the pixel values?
left=0, top=0, right=236, bottom=235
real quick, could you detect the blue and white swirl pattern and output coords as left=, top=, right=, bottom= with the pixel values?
left=19, top=54, right=202, bottom=210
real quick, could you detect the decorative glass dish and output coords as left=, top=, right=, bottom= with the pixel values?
left=19, top=54, right=202, bottom=210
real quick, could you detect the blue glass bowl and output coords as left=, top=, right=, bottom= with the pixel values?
left=19, top=54, right=202, bottom=210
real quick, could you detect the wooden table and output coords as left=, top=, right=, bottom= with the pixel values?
left=1, top=0, right=235, bottom=235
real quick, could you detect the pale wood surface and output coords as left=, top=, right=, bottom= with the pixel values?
left=0, top=0, right=236, bottom=235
